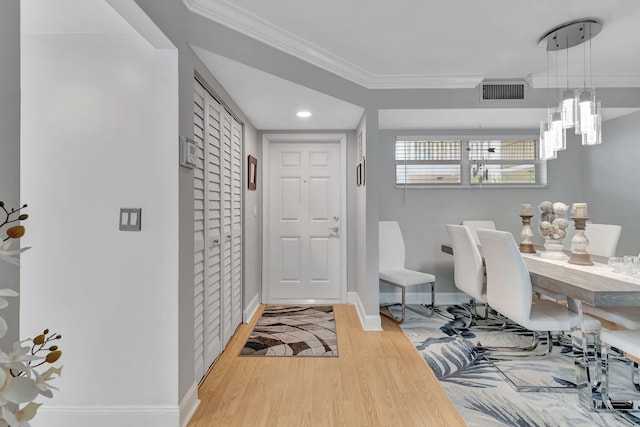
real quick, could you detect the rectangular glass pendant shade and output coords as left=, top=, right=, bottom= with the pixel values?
left=582, top=100, right=602, bottom=146
left=560, top=90, right=577, bottom=129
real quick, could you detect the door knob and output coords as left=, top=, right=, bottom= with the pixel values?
left=328, top=226, right=339, bottom=233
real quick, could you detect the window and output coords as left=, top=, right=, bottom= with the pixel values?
left=395, top=138, right=543, bottom=187
left=395, top=140, right=461, bottom=184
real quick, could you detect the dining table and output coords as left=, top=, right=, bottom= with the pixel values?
left=441, top=243, right=640, bottom=411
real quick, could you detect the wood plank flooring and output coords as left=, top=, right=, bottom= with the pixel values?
left=188, top=304, right=465, bottom=427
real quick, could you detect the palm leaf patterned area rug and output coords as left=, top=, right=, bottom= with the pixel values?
left=390, top=304, right=640, bottom=426
left=240, top=305, right=338, bottom=356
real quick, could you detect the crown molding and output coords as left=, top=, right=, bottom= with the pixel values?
left=529, top=73, right=640, bottom=88
left=184, top=1, right=640, bottom=89
left=183, top=0, right=486, bottom=89
left=365, top=75, right=483, bottom=89
left=183, top=0, right=372, bottom=86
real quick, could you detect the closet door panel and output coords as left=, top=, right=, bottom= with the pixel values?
left=220, top=110, right=234, bottom=346
left=204, top=93, right=222, bottom=368
left=193, top=82, right=207, bottom=382
left=231, top=118, right=243, bottom=328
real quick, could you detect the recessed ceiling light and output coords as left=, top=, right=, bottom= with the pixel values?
left=296, top=111, right=311, bottom=118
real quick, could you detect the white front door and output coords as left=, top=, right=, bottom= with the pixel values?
left=265, top=139, right=344, bottom=302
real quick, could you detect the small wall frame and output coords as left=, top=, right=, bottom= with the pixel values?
left=248, top=155, right=257, bottom=190
left=356, top=156, right=366, bottom=187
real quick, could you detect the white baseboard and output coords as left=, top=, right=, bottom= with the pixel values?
left=347, top=291, right=382, bottom=331
left=36, top=405, right=179, bottom=427
left=243, top=292, right=260, bottom=323
left=379, top=290, right=470, bottom=306
left=180, top=382, right=200, bottom=427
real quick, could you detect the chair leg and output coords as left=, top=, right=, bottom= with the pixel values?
left=485, top=331, right=581, bottom=392
left=381, top=281, right=436, bottom=322
left=379, top=285, right=407, bottom=323
left=439, top=300, right=510, bottom=335
left=429, top=282, right=435, bottom=316
left=414, top=282, right=437, bottom=317
left=401, top=286, right=406, bottom=323
left=583, top=330, right=601, bottom=392
left=405, top=282, right=438, bottom=319
left=472, top=299, right=479, bottom=319
left=481, top=331, right=553, bottom=357
left=600, top=344, right=640, bottom=412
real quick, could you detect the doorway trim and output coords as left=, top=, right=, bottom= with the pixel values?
left=261, top=133, right=348, bottom=304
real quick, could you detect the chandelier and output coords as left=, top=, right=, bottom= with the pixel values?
left=538, top=19, right=603, bottom=160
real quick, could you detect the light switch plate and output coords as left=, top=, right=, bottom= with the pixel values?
left=180, top=136, right=197, bottom=168
left=119, top=208, right=142, bottom=231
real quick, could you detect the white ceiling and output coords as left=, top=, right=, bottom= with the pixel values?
left=185, top=0, right=640, bottom=130
left=185, top=0, right=640, bottom=89
left=192, top=46, right=640, bottom=130
left=192, top=47, right=364, bottom=130
left=22, top=0, right=640, bottom=131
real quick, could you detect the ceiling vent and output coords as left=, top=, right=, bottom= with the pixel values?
left=480, top=81, right=526, bottom=101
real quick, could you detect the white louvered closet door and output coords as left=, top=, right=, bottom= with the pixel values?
left=193, top=79, right=243, bottom=383
left=193, top=80, right=223, bottom=383
left=220, top=109, right=243, bottom=345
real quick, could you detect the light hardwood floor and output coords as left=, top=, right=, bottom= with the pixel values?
left=188, top=304, right=465, bottom=427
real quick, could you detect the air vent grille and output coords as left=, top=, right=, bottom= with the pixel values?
left=481, top=83, right=525, bottom=100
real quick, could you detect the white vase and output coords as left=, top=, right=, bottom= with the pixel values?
left=538, top=202, right=569, bottom=260
left=540, top=236, right=569, bottom=260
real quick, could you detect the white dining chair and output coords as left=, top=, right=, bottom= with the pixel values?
left=477, top=229, right=601, bottom=355
left=446, top=224, right=489, bottom=323
left=477, top=229, right=602, bottom=391
left=600, top=329, right=640, bottom=413
left=379, top=221, right=436, bottom=323
left=584, top=223, right=622, bottom=257
left=461, top=220, right=496, bottom=246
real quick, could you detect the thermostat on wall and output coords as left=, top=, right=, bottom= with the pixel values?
left=180, top=136, right=197, bottom=168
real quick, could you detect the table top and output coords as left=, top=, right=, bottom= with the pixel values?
left=441, top=243, right=640, bottom=307
left=522, top=252, right=640, bottom=307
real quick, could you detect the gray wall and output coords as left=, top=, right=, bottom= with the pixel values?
left=377, top=129, right=586, bottom=295
left=583, top=111, right=640, bottom=256
left=0, top=0, right=20, bottom=348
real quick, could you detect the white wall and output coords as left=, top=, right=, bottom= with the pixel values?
left=242, top=126, right=261, bottom=318
left=357, top=111, right=383, bottom=329
left=347, top=128, right=359, bottom=294
left=21, top=29, right=180, bottom=427
left=0, top=0, right=20, bottom=348
left=353, top=114, right=382, bottom=329
left=583, top=111, right=640, bottom=256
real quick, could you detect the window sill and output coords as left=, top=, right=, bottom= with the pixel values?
left=395, top=184, right=549, bottom=190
